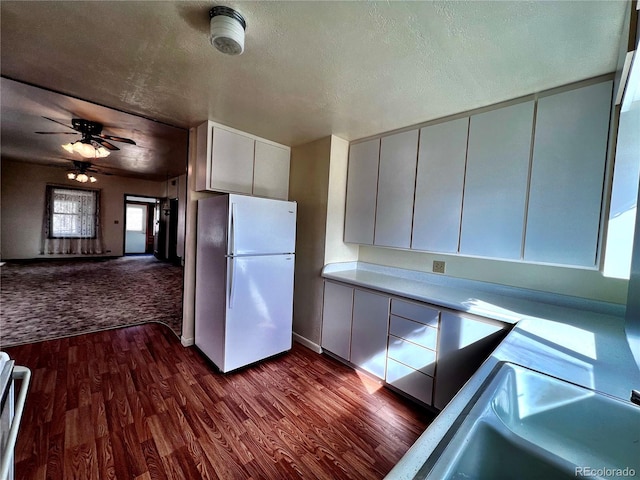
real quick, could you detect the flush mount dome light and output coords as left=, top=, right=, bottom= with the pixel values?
left=209, top=6, right=246, bottom=55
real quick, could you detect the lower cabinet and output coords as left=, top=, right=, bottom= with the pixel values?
left=434, top=311, right=510, bottom=410
left=387, top=298, right=439, bottom=406
left=321, top=280, right=511, bottom=409
left=351, top=290, right=389, bottom=379
left=321, top=282, right=354, bottom=360
left=386, top=358, right=434, bottom=406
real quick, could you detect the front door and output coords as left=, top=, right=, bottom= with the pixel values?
left=125, top=202, right=151, bottom=254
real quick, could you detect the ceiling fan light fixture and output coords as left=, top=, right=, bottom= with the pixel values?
left=65, top=161, right=99, bottom=184
left=95, top=146, right=110, bottom=158
left=76, top=142, right=97, bottom=158
left=62, top=143, right=75, bottom=154
left=209, top=6, right=246, bottom=55
left=61, top=140, right=110, bottom=158
left=75, top=173, right=90, bottom=183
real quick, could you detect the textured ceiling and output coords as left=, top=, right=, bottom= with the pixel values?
left=0, top=0, right=628, bottom=157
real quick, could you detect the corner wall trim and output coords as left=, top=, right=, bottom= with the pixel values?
left=292, top=332, right=322, bottom=354
left=181, top=336, right=195, bottom=347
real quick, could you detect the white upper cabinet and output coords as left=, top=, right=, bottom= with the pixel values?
left=195, top=121, right=290, bottom=200
left=524, top=81, right=613, bottom=266
left=253, top=141, right=290, bottom=200
left=459, top=101, right=534, bottom=259
left=343, top=80, right=612, bottom=266
left=344, top=138, right=380, bottom=245
left=412, top=118, right=469, bottom=253
left=210, top=127, right=255, bottom=194
left=374, top=130, right=419, bottom=248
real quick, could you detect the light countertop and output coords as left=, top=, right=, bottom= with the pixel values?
left=320, top=262, right=640, bottom=479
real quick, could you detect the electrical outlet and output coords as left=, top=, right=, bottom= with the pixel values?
left=433, top=260, right=445, bottom=274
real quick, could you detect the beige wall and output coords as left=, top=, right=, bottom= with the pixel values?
left=181, top=128, right=220, bottom=346
left=325, top=136, right=358, bottom=265
left=358, top=246, right=628, bottom=305
left=288, top=135, right=357, bottom=348
left=1, top=159, right=165, bottom=259
left=289, top=136, right=332, bottom=345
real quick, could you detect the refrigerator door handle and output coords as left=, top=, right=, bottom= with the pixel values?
left=228, top=257, right=236, bottom=309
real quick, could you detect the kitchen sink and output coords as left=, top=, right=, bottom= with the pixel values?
left=418, top=362, right=640, bottom=479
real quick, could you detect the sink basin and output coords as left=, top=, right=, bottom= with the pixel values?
left=418, top=362, right=640, bottom=479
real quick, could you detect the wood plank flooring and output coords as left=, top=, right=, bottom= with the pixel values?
left=5, top=323, right=435, bottom=479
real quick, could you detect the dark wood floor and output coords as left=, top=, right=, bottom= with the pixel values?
left=5, top=323, right=435, bottom=480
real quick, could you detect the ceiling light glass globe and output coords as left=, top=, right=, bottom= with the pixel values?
left=95, top=147, right=110, bottom=158
left=62, top=143, right=75, bottom=154
left=74, top=142, right=97, bottom=158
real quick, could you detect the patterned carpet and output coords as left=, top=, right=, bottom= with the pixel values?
left=0, top=256, right=183, bottom=347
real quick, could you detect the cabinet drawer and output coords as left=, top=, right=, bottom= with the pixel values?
left=390, top=315, right=438, bottom=351
left=387, top=336, right=436, bottom=376
left=386, top=358, right=433, bottom=406
left=391, top=299, right=439, bottom=327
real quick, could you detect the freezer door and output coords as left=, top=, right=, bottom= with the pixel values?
left=224, top=254, right=295, bottom=372
left=228, top=194, right=296, bottom=255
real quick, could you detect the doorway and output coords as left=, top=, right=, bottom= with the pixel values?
left=124, top=196, right=156, bottom=254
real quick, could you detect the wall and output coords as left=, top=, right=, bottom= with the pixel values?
left=1, top=159, right=164, bottom=259
left=176, top=174, right=187, bottom=261
left=181, top=127, right=220, bottom=346
left=289, top=135, right=357, bottom=348
left=325, top=136, right=358, bottom=265
left=288, top=137, right=332, bottom=348
left=358, top=247, right=628, bottom=304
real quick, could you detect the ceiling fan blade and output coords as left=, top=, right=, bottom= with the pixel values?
left=94, top=138, right=119, bottom=151
left=96, top=133, right=136, bottom=145
left=43, top=116, right=75, bottom=130
left=35, top=131, right=79, bottom=135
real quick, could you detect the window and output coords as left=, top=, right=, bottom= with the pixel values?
left=126, top=205, right=146, bottom=232
left=48, top=187, right=98, bottom=239
left=603, top=52, right=640, bottom=279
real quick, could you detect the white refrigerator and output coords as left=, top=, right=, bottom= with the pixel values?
left=195, top=194, right=296, bottom=373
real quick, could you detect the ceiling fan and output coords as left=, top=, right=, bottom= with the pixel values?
left=35, top=117, right=136, bottom=156
left=65, top=160, right=113, bottom=183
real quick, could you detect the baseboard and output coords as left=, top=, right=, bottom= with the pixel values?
left=292, top=332, right=322, bottom=354
left=181, top=336, right=194, bottom=347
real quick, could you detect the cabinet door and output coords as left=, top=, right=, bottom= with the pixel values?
left=434, top=312, right=510, bottom=410
left=321, top=282, right=354, bottom=359
left=460, top=101, right=534, bottom=259
left=350, top=289, right=389, bottom=379
left=412, top=118, right=469, bottom=253
left=253, top=141, right=290, bottom=200
left=375, top=130, right=419, bottom=248
left=344, top=139, right=380, bottom=244
left=210, top=127, right=254, bottom=194
left=525, top=81, right=612, bottom=266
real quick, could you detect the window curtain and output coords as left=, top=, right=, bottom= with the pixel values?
left=41, top=186, right=104, bottom=255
